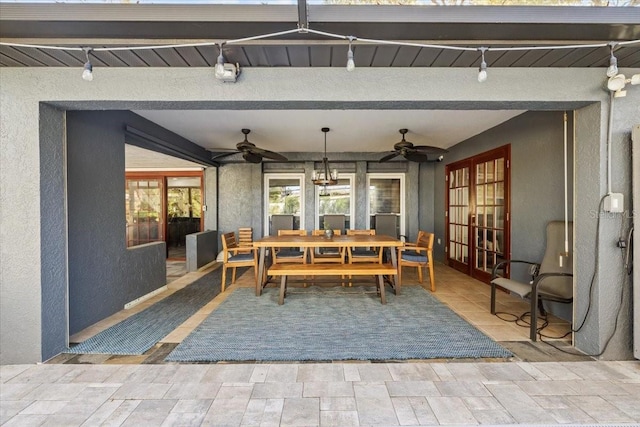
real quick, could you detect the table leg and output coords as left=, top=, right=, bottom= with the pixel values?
left=390, top=246, right=399, bottom=295
left=279, top=276, right=287, bottom=305
left=378, top=275, right=387, bottom=304
left=257, top=247, right=266, bottom=296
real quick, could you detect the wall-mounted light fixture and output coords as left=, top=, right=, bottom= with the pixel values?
left=607, top=73, right=640, bottom=98
left=214, top=43, right=241, bottom=83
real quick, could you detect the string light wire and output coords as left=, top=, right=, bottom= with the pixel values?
left=1, top=27, right=638, bottom=74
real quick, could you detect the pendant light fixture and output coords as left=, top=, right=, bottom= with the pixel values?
left=312, top=127, right=338, bottom=186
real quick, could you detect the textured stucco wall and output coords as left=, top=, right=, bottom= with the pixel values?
left=67, top=111, right=167, bottom=336
left=0, top=66, right=637, bottom=363
left=39, top=104, right=69, bottom=360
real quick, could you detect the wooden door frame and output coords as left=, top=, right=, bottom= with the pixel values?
left=126, top=170, right=204, bottom=255
left=445, top=144, right=511, bottom=283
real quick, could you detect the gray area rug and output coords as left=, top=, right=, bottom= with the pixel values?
left=67, top=266, right=233, bottom=355
left=166, top=285, right=513, bottom=362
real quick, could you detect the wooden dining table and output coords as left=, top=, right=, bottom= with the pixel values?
left=252, top=234, right=404, bottom=296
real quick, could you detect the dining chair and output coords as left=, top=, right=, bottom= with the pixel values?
left=345, top=229, right=382, bottom=264
left=220, top=231, right=258, bottom=292
left=310, top=229, right=344, bottom=264
left=272, top=229, right=308, bottom=265
left=398, top=230, right=435, bottom=292
left=345, top=229, right=382, bottom=286
left=237, top=227, right=253, bottom=254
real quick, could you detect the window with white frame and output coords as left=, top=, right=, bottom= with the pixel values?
left=264, top=174, right=305, bottom=236
left=314, top=174, right=354, bottom=230
left=366, top=173, right=405, bottom=237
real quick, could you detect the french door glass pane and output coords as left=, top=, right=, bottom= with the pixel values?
left=448, top=165, right=470, bottom=266
left=167, top=177, right=202, bottom=250
left=474, top=155, right=506, bottom=274
left=125, top=179, right=163, bottom=248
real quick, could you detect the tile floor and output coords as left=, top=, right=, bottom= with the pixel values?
left=3, top=262, right=638, bottom=426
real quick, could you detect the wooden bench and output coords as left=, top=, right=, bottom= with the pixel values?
left=267, top=263, right=397, bottom=305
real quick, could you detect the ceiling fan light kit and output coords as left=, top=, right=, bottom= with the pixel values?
left=312, top=127, right=338, bottom=186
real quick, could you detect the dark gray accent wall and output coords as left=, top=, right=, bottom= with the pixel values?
left=39, top=104, right=68, bottom=361
left=66, top=111, right=167, bottom=335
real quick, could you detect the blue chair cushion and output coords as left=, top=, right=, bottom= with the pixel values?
left=276, top=250, right=304, bottom=259
left=228, top=253, right=254, bottom=262
left=402, top=251, right=428, bottom=263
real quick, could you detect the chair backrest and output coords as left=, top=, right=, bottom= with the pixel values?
left=375, top=214, right=398, bottom=238
left=322, top=214, right=346, bottom=234
left=221, top=232, right=237, bottom=250
left=271, top=214, right=294, bottom=236
left=416, top=230, right=434, bottom=252
left=221, top=232, right=237, bottom=261
left=238, top=227, right=253, bottom=246
left=538, top=221, right=573, bottom=299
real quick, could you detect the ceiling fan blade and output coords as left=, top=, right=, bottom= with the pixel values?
left=404, top=151, right=431, bottom=162
left=211, top=151, right=239, bottom=161
left=252, top=148, right=288, bottom=161
left=379, top=151, right=401, bottom=163
left=412, top=145, right=449, bottom=154
left=242, top=152, right=263, bottom=163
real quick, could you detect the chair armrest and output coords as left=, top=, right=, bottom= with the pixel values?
left=399, top=243, right=425, bottom=253
left=491, top=259, right=539, bottom=280
left=228, top=246, right=257, bottom=255
left=532, top=272, right=573, bottom=288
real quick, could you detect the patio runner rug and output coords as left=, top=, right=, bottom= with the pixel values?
left=166, top=285, right=513, bottom=362
left=67, top=266, right=235, bottom=355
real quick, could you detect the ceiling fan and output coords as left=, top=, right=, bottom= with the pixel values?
left=379, top=129, right=448, bottom=163
left=211, top=129, right=288, bottom=164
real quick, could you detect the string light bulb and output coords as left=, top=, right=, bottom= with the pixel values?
left=81, top=48, right=93, bottom=81
left=215, top=43, right=226, bottom=79
left=606, top=43, right=619, bottom=77
left=477, top=47, right=488, bottom=83
left=346, top=36, right=355, bottom=72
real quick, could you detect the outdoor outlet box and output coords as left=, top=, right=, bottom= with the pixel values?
left=604, top=193, right=624, bottom=213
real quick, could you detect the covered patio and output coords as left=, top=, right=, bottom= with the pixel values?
left=0, top=1, right=638, bottom=366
